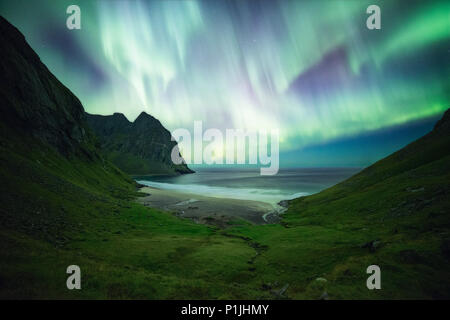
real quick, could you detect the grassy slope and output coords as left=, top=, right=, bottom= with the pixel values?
left=227, top=115, right=450, bottom=299
left=1, top=114, right=449, bottom=299
left=228, top=155, right=450, bottom=299
left=0, top=135, right=265, bottom=299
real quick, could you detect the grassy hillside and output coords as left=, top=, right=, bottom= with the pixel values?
left=0, top=15, right=448, bottom=299
left=0, top=15, right=263, bottom=299
left=0, top=137, right=265, bottom=299
left=1, top=111, right=449, bottom=299
left=226, top=109, right=450, bottom=299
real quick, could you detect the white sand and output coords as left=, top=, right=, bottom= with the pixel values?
left=136, top=187, right=277, bottom=225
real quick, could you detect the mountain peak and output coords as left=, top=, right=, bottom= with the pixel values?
left=113, top=112, right=127, bottom=118
left=111, top=112, right=130, bottom=124
left=135, top=111, right=157, bottom=122
left=86, top=111, right=194, bottom=175
left=433, top=108, right=450, bottom=134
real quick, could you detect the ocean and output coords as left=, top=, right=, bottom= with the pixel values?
left=136, top=167, right=361, bottom=205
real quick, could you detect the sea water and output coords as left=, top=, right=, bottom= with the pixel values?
left=136, top=168, right=360, bottom=206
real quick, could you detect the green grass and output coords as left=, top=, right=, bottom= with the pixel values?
left=0, top=118, right=449, bottom=299
left=0, top=138, right=267, bottom=299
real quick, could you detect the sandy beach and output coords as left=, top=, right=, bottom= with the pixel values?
left=137, top=186, right=279, bottom=225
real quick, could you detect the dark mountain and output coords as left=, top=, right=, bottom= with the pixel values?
left=330, top=108, right=450, bottom=192
left=86, top=112, right=194, bottom=175
left=0, top=16, right=137, bottom=242
left=0, top=14, right=192, bottom=177
left=287, top=108, right=450, bottom=219
left=0, top=16, right=97, bottom=158
left=282, top=109, right=450, bottom=298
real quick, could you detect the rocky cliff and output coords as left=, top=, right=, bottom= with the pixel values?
left=0, top=16, right=97, bottom=159
left=0, top=16, right=137, bottom=244
left=86, top=112, right=194, bottom=175
left=0, top=14, right=192, bottom=176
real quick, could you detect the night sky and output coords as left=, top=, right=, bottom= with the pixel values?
left=1, top=0, right=448, bottom=167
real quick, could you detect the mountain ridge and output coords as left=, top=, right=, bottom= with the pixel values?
left=0, top=15, right=139, bottom=244
left=86, top=111, right=194, bottom=175
left=0, top=16, right=97, bottom=159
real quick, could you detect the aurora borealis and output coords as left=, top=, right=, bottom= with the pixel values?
left=0, top=0, right=449, bottom=167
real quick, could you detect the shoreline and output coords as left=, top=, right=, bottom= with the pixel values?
left=136, top=186, right=284, bottom=226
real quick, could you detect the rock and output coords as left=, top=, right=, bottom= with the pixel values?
left=277, top=200, right=290, bottom=208
left=319, top=291, right=329, bottom=300
left=406, top=187, right=425, bottom=193
left=372, top=240, right=382, bottom=251
left=279, top=283, right=289, bottom=296
left=271, top=283, right=289, bottom=297
left=361, top=239, right=382, bottom=253
left=261, top=283, right=271, bottom=291
left=263, top=212, right=281, bottom=224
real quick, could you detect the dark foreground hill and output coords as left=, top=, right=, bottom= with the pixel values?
left=223, top=109, right=450, bottom=299
left=272, top=108, right=450, bottom=298
left=86, top=112, right=193, bottom=175
left=0, top=15, right=140, bottom=242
